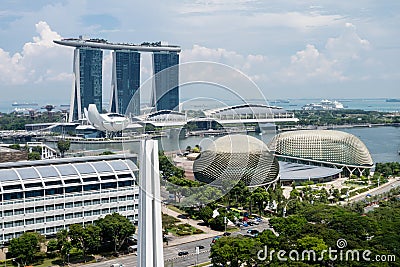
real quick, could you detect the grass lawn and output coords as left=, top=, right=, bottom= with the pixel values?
left=168, top=223, right=204, bottom=236
left=166, top=205, right=185, bottom=214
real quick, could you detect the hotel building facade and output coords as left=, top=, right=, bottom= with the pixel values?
left=0, top=154, right=139, bottom=242
left=54, top=38, right=181, bottom=122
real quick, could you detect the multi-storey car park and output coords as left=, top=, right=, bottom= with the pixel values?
left=0, top=154, right=139, bottom=242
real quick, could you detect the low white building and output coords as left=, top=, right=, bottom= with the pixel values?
left=0, top=154, right=139, bottom=242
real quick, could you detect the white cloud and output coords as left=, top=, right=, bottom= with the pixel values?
left=0, top=21, right=72, bottom=86
left=325, top=22, right=370, bottom=60
left=281, top=44, right=345, bottom=82
left=181, top=44, right=274, bottom=82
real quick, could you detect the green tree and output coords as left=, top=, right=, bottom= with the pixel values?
left=210, top=235, right=262, bottom=266
left=8, top=232, right=43, bottom=266
left=57, top=139, right=71, bottom=158
left=198, top=205, right=214, bottom=224
left=56, top=229, right=72, bottom=265
left=69, top=224, right=101, bottom=261
left=46, top=239, right=58, bottom=254
left=97, top=213, right=136, bottom=253
left=28, top=151, right=41, bottom=160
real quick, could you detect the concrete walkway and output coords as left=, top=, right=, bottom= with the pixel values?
left=162, top=205, right=221, bottom=247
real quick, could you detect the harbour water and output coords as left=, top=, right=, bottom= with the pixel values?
left=2, top=98, right=400, bottom=113
left=63, top=126, right=400, bottom=163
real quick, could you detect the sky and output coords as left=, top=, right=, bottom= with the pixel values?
left=0, top=0, right=399, bottom=106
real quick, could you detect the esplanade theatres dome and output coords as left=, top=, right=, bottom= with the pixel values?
left=193, top=134, right=279, bottom=187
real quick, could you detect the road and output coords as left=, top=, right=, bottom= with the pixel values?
left=348, top=177, right=400, bottom=203
left=85, top=220, right=272, bottom=267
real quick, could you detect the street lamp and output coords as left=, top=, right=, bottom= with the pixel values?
left=12, top=259, right=20, bottom=267
left=283, top=198, right=297, bottom=218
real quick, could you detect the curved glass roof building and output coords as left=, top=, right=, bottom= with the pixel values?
left=270, top=130, right=373, bottom=176
left=193, top=134, right=279, bottom=187
left=0, top=155, right=139, bottom=241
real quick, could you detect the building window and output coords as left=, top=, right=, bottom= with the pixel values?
left=102, top=182, right=117, bottom=189
left=65, top=186, right=81, bottom=194
left=65, top=213, right=73, bottom=219
left=46, top=216, right=54, bottom=222
left=74, top=201, right=83, bottom=207
left=26, top=207, right=35, bottom=213
left=15, top=209, right=24, bottom=215
left=84, top=211, right=92, bottom=216
left=56, top=215, right=64, bottom=221
left=118, top=180, right=132, bottom=187
left=127, top=195, right=134, bottom=200
left=84, top=200, right=92, bottom=206
left=56, top=225, right=64, bottom=232
left=119, top=206, right=126, bottom=211
left=4, top=222, right=13, bottom=228
left=46, top=205, right=55, bottom=211
left=25, top=190, right=44, bottom=198
left=74, top=212, right=83, bottom=218
left=15, top=220, right=24, bottom=226
left=110, top=197, right=118, bottom=203
left=93, top=210, right=100, bottom=215
left=36, top=217, right=45, bottom=223
left=35, top=206, right=44, bottom=212
left=24, top=182, right=43, bottom=188
left=127, top=205, right=134, bottom=210
left=46, top=188, right=63, bottom=195
left=3, top=192, right=23, bottom=200
left=26, top=219, right=34, bottom=225
left=101, top=198, right=109, bottom=203
left=55, top=204, right=64, bottom=210
left=65, top=202, right=73, bottom=208
left=82, top=177, right=98, bottom=182
left=84, top=184, right=100, bottom=191
left=47, top=227, right=55, bottom=233
left=4, top=210, right=13, bottom=216
left=93, top=199, right=100, bottom=205
left=38, top=228, right=45, bottom=234
left=110, top=207, right=118, bottom=213
left=102, top=208, right=109, bottom=214
left=64, top=179, right=81, bottom=184
left=119, top=196, right=126, bottom=202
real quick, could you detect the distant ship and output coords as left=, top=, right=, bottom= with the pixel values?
left=386, top=99, right=400, bottom=102
left=12, top=102, right=38, bottom=107
left=270, top=99, right=290, bottom=104
left=302, top=99, right=344, bottom=110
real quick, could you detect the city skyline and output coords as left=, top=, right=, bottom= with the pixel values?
left=0, top=1, right=399, bottom=105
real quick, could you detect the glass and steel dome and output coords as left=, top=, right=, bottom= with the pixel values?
left=193, top=134, right=279, bottom=187
left=270, top=130, right=373, bottom=167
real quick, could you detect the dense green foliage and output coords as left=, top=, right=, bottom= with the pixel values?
left=211, top=198, right=400, bottom=266
left=57, top=139, right=70, bottom=157
left=0, top=112, right=63, bottom=130
left=292, top=109, right=400, bottom=126
left=97, top=213, right=136, bottom=254
left=375, top=162, right=400, bottom=178
left=8, top=232, right=44, bottom=266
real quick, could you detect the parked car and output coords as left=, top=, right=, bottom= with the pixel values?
left=223, top=232, right=231, bottom=236
left=212, top=236, right=221, bottom=243
left=197, top=245, right=205, bottom=249
left=178, top=251, right=189, bottom=256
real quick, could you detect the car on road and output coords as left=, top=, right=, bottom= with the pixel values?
left=223, top=232, right=231, bottom=236
left=197, top=245, right=205, bottom=249
left=246, top=229, right=260, bottom=237
left=178, top=251, right=189, bottom=256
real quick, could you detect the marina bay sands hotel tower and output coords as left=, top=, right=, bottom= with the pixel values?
left=54, top=37, right=181, bottom=122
